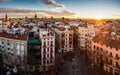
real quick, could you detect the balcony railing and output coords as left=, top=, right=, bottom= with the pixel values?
left=115, top=57, right=120, bottom=60
left=109, top=55, right=113, bottom=58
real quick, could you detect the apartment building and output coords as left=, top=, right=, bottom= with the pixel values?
left=27, top=31, right=41, bottom=71
left=87, top=28, right=120, bottom=75
left=39, top=28, right=55, bottom=71
left=0, top=21, right=8, bottom=32
left=90, top=42, right=120, bottom=75
left=0, top=29, right=28, bottom=69
left=77, top=26, right=97, bottom=50
left=49, top=25, right=73, bottom=53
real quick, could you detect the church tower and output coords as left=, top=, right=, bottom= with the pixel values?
left=5, top=14, right=8, bottom=22
left=34, top=13, right=37, bottom=19
left=5, top=14, right=11, bottom=27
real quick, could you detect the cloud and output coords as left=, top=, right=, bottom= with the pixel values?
left=38, top=0, right=64, bottom=8
left=0, top=0, right=8, bottom=3
left=40, top=10, right=76, bottom=17
left=112, top=14, right=120, bottom=17
left=0, top=7, right=40, bottom=13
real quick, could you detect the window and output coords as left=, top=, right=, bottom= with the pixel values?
left=7, top=48, right=10, bottom=50
left=61, top=40, right=65, bottom=45
left=21, top=46, right=24, bottom=51
left=116, top=62, right=119, bottom=67
left=43, top=54, right=46, bottom=59
left=51, top=54, right=53, bottom=58
left=110, top=59, right=112, bottom=65
left=21, top=52, right=24, bottom=56
left=47, top=33, right=49, bottom=36
left=69, top=41, right=72, bottom=44
left=47, top=54, right=49, bottom=58
left=69, top=34, right=72, bottom=37
left=106, top=51, right=108, bottom=53
left=17, top=49, right=20, bottom=56
left=43, top=34, right=46, bottom=37
left=116, top=48, right=118, bottom=50
left=44, top=42, right=46, bottom=46
left=48, top=41, right=49, bottom=46
left=116, top=54, right=119, bottom=60
left=2, top=46, right=4, bottom=48
left=7, top=43, right=10, bottom=45
left=110, top=52, right=112, bottom=57
left=51, top=48, right=53, bottom=52
left=2, top=42, right=4, bottom=44
left=43, top=48, right=46, bottom=53
left=50, top=59, right=52, bottom=63
left=17, top=45, right=20, bottom=50
left=47, top=60, right=49, bottom=64
left=61, top=33, right=65, bottom=37
left=43, top=60, right=46, bottom=64
left=69, top=38, right=72, bottom=40
left=94, top=45, right=96, bottom=49
left=100, top=48, right=103, bottom=51
left=51, top=41, right=53, bottom=46
left=97, top=47, right=99, bottom=50
left=47, top=48, right=49, bottom=52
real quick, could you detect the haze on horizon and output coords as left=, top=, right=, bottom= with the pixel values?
left=0, top=0, right=120, bottom=19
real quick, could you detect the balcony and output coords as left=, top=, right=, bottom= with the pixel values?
left=116, top=56, right=120, bottom=60
left=115, top=67, right=120, bottom=72
left=50, top=44, right=54, bottom=47
left=109, top=55, right=113, bottom=58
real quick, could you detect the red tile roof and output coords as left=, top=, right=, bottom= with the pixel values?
left=0, top=32, right=28, bottom=41
left=52, top=26, right=66, bottom=31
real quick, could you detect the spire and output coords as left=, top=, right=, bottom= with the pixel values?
left=5, top=14, right=8, bottom=22
left=34, top=13, right=37, bottom=19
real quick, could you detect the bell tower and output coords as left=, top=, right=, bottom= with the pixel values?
left=5, top=14, right=8, bottom=22
left=34, top=13, right=37, bottom=19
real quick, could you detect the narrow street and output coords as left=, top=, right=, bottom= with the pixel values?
left=58, top=48, right=110, bottom=75
left=57, top=39, right=110, bottom=75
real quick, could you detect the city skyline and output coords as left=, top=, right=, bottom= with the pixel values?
left=0, top=0, right=120, bottom=19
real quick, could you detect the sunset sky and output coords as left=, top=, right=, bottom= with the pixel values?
left=0, top=0, right=120, bottom=19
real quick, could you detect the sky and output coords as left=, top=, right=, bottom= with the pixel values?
left=0, top=0, right=120, bottom=19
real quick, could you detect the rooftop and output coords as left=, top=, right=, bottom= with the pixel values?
left=93, top=31, right=120, bottom=49
left=28, top=32, right=41, bottom=45
left=52, top=25, right=72, bottom=31
left=0, top=32, right=28, bottom=41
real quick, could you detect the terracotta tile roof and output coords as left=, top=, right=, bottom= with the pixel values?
left=52, top=26, right=66, bottom=31
left=38, top=26, right=46, bottom=28
left=93, top=31, right=120, bottom=49
left=0, top=32, right=28, bottom=41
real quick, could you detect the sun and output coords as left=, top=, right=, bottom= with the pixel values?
left=95, top=15, right=103, bottom=20
left=96, top=16, right=102, bottom=20
left=93, top=12, right=105, bottom=20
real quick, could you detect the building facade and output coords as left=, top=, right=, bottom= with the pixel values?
left=0, top=32, right=27, bottom=69
left=49, top=25, right=73, bottom=53
left=77, top=27, right=97, bottom=50
left=39, top=28, right=55, bottom=71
